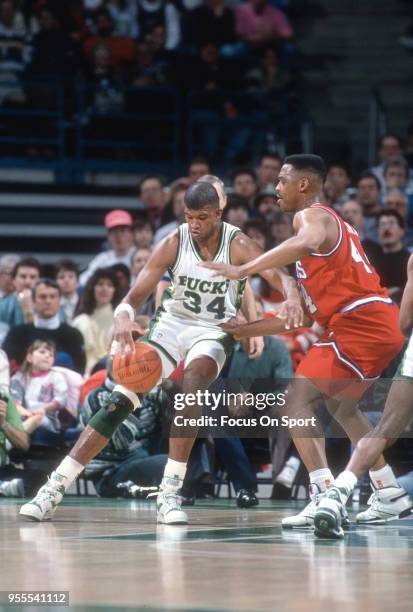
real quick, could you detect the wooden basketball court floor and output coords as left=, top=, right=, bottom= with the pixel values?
left=1, top=497, right=413, bottom=612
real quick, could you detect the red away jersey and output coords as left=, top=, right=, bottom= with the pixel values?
left=296, top=204, right=390, bottom=327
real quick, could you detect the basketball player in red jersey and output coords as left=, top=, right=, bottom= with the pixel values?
left=201, top=154, right=409, bottom=530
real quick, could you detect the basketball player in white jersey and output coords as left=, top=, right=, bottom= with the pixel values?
left=20, top=181, right=302, bottom=524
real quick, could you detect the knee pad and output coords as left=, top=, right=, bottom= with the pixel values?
left=88, top=390, right=140, bottom=439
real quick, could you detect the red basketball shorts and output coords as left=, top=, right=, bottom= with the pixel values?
left=296, top=302, right=405, bottom=399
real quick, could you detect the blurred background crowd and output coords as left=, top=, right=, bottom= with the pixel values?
left=0, top=0, right=413, bottom=508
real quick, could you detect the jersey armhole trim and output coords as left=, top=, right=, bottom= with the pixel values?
left=228, top=227, right=241, bottom=265
left=169, top=226, right=182, bottom=275
left=309, top=205, right=343, bottom=258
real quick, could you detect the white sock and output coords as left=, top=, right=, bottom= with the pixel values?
left=163, top=458, right=187, bottom=482
left=334, top=471, right=357, bottom=503
left=53, top=456, right=84, bottom=490
left=309, top=468, right=334, bottom=493
left=369, top=464, right=399, bottom=489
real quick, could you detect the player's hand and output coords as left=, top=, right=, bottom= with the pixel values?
left=111, top=314, right=136, bottom=356
left=221, top=318, right=243, bottom=340
left=276, top=299, right=304, bottom=330
left=246, top=336, right=264, bottom=360
left=0, top=399, right=7, bottom=428
left=198, top=261, right=244, bottom=280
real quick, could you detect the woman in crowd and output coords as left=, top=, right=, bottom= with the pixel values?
left=72, top=267, right=121, bottom=374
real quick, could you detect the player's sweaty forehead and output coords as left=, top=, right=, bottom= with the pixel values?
left=185, top=205, right=215, bottom=218
left=278, top=164, right=296, bottom=181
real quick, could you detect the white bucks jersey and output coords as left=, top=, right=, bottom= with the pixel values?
left=163, top=222, right=246, bottom=326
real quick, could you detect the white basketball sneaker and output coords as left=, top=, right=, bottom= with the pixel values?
left=156, top=476, right=188, bottom=525
left=0, top=478, right=24, bottom=498
left=19, top=473, right=65, bottom=522
left=282, top=483, right=324, bottom=529
left=282, top=483, right=350, bottom=530
left=356, top=485, right=413, bottom=524
left=314, top=486, right=349, bottom=539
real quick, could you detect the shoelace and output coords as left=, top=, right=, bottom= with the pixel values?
left=35, top=482, right=63, bottom=505
left=155, top=489, right=183, bottom=512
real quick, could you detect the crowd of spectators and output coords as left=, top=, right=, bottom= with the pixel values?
left=1, top=129, right=413, bottom=504
left=0, top=0, right=302, bottom=162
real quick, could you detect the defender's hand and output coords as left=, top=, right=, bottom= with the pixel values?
left=276, top=299, right=304, bottom=330
left=198, top=261, right=244, bottom=280
left=221, top=318, right=243, bottom=340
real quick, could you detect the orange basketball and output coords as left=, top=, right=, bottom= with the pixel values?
left=112, top=341, right=162, bottom=393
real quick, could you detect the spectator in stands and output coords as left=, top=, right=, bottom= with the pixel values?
left=243, top=219, right=271, bottom=252
left=223, top=305, right=293, bottom=504
left=55, top=259, right=80, bottom=324
left=0, top=0, right=31, bottom=105
left=0, top=257, right=41, bottom=330
left=374, top=210, right=409, bottom=303
left=254, top=188, right=278, bottom=223
left=371, top=134, right=403, bottom=187
left=86, top=42, right=125, bottom=115
left=72, top=268, right=120, bottom=374
left=339, top=199, right=382, bottom=264
left=154, top=181, right=186, bottom=243
left=10, top=340, right=68, bottom=437
left=0, top=254, right=20, bottom=299
left=133, top=218, right=154, bottom=249
left=383, top=156, right=410, bottom=193
left=110, top=263, right=131, bottom=299
left=136, top=0, right=181, bottom=51
left=0, top=348, right=30, bottom=497
left=183, top=0, right=238, bottom=52
left=222, top=194, right=250, bottom=228
left=269, top=210, right=293, bottom=247
left=325, top=163, right=352, bottom=208
left=130, top=38, right=169, bottom=88
left=3, top=279, right=86, bottom=374
left=130, top=247, right=151, bottom=286
left=356, top=171, right=382, bottom=241
left=79, top=371, right=167, bottom=496
left=245, top=44, right=290, bottom=114
left=235, top=0, right=293, bottom=51
left=106, top=0, right=138, bottom=38
left=83, top=7, right=136, bottom=73
left=138, top=174, right=166, bottom=228
left=30, top=5, right=81, bottom=79
left=79, top=209, right=134, bottom=286
left=231, top=168, right=258, bottom=208
left=383, top=189, right=411, bottom=246
left=187, top=156, right=211, bottom=183
left=255, top=152, right=282, bottom=188
left=384, top=188, right=409, bottom=214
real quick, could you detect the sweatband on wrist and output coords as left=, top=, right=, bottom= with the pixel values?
left=114, top=303, right=135, bottom=321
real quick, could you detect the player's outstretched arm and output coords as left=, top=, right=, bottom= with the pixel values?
left=200, top=208, right=329, bottom=280
left=112, top=233, right=178, bottom=354
left=231, top=232, right=304, bottom=328
left=400, top=253, right=413, bottom=336
left=223, top=313, right=310, bottom=340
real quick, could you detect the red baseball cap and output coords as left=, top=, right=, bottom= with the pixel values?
left=104, top=209, right=133, bottom=229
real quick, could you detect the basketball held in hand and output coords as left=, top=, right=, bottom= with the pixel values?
left=112, top=341, right=162, bottom=393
